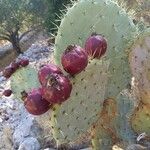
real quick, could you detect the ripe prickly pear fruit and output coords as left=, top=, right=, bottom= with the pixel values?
left=3, top=66, right=14, bottom=78
left=38, top=64, right=63, bottom=86
left=19, top=58, right=29, bottom=67
left=11, top=61, right=20, bottom=71
left=61, top=45, right=88, bottom=75
left=85, top=33, right=107, bottom=59
left=3, top=89, right=12, bottom=97
left=24, top=88, right=51, bottom=115
left=41, top=73, right=72, bottom=104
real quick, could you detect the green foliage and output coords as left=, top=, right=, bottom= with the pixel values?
left=0, top=0, right=49, bottom=53
left=44, top=0, right=72, bottom=34
left=0, top=0, right=47, bottom=36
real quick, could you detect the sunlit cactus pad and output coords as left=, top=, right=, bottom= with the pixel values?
left=50, top=59, right=109, bottom=144
left=114, top=91, right=136, bottom=143
left=54, top=0, right=136, bottom=99
left=131, top=104, right=150, bottom=135
left=10, top=66, right=40, bottom=100
left=129, top=29, right=150, bottom=104
left=91, top=99, right=117, bottom=150
left=91, top=91, right=136, bottom=149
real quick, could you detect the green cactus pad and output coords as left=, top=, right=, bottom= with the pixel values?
left=115, top=91, right=136, bottom=143
left=131, top=104, right=150, bottom=135
left=129, top=29, right=150, bottom=104
left=50, top=59, right=109, bottom=144
left=54, top=0, right=136, bottom=99
left=91, top=99, right=118, bottom=150
left=10, top=66, right=40, bottom=100
left=92, top=91, right=136, bottom=149
left=92, top=125, right=114, bottom=150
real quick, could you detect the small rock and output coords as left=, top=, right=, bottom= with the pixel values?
left=18, top=137, right=40, bottom=150
left=80, top=148, right=92, bottom=150
left=126, top=144, right=147, bottom=150
left=44, top=148, right=56, bottom=150
left=13, top=106, right=34, bottom=147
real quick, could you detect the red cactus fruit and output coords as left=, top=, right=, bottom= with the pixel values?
left=24, top=88, right=51, bottom=115
left=85, top=33, right=107, bottom=59
left=19, top=58, right=29, bottom=67
left=61, top=45, right=88, bottom=75
left=3, top=66, right=14, bottom=78
left=38, top=64, right=63, bottom=86
left=11, top=61, right=20, bottom=71
left=3, top=89, right=12, bottom=97
left=41, top=73, right=72, bottom=104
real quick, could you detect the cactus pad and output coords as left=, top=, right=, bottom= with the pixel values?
left=129, top=29, right=150, bottom=104
left=91, top=125, right=114, bottom=150
left=54, top=0, right=136, bottom=99
left=91, top=99, right=118, bottom=150
left=11, top=66, right=40, bottom=100
left=91, top=91, right=136, bottom=149
left=114, top=91, right=136, bottom=143
left=50, top=59, right=109, bottom=144
left=131, top=104, right=150, bottom=135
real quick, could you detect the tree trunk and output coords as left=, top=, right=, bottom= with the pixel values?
left=10, top=33, right=22, bottom=54
left=12, top=40, right=22, bottom=54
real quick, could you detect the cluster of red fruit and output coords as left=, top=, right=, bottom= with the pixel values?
left=2, top=34, right=107, bottom=116
left=24, top=64, right=73, bottom=115
left=2, top=58, right=29, bottom=97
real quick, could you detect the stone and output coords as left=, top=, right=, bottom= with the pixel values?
left=126, top=144, right=147, bottom=150
left=18, top=137, right=40, bottom=150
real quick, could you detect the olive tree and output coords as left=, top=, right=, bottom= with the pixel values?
left=0, top=0, right=48, bottom=54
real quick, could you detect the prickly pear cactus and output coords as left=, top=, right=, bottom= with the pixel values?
left=91, top=99, right=118, bottom=150
left=91, top=91, right=136, bottom=149
left=129, top=29, right=150, bottom=104
left=91, top=125, right=114, bottom=150
left=114, top=90, right=136, bottom=144
left=131, top=103, right=150, bottom=135
left=10, top=66, right=40, bottom=100
left=54, top=0, right=136, bottom=99
left=53, top=0, right=138, bottom=147
left=128, top=29, right=150, bottom=137
left=50, top=59, right=109, bottom=144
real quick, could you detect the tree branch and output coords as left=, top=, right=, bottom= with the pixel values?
left=0, top=35, right=10, bottom=41
left=0, top=31, right=10, bottom=37
left=19, top=29, right=33, bottom=41
left=14, top=23, right=20, bottom=35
